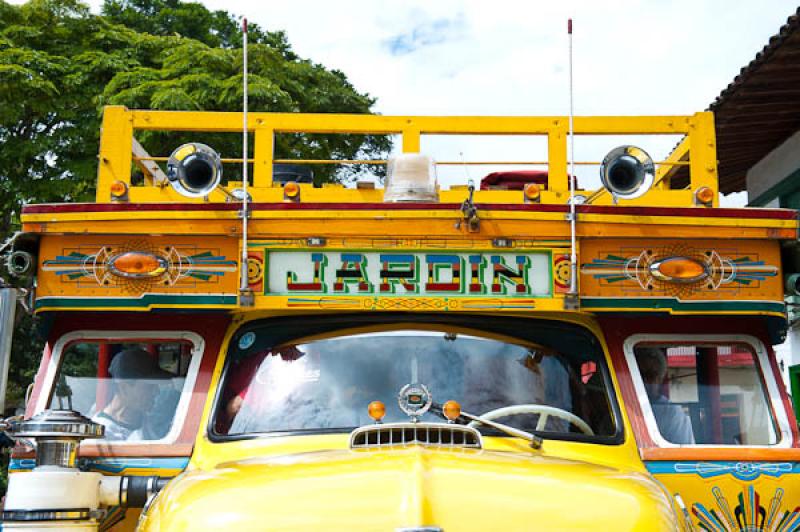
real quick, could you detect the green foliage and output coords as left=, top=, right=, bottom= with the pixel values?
left=4, top=313, right=43, bottom=413
left=0, top=0, right=390, bottom=238
left=102, top=0, right=295, bottom=54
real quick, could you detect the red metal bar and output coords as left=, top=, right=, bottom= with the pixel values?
left=697, top=347, right=722, bottom=443
left=96, top=344, right=111, bottom=409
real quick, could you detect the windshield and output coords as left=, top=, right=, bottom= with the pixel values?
left=214, top=317, right=618, bottom=442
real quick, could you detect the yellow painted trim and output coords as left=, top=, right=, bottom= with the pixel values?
left=21, top=208, right=796, bottom=229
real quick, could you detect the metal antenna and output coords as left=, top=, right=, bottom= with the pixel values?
left=566, top=18, right=579, bottom=308
left=240, top=17, right=253, bottom=305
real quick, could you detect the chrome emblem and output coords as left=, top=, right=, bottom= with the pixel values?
left=397, top=383, right=432, bottom=421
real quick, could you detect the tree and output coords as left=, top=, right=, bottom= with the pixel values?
left=0, top=0, right=389, bottom=406
left=102, top=0, right=296, bottom=53
left=0, top=0, right=389, bottom=237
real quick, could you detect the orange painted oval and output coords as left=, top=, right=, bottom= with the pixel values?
left=109, top=252, right=168, bottom=279
left=650, top=257, right=707, bottom=283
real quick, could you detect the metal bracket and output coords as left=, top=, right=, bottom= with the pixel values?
left=459, top=182, right=480, bottom=232
left=563, top=292, right=580, bottom=310
left=239, top=289, right=255, bottom=307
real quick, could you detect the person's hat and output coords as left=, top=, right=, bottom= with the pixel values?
left=109, top=348, right=171, bottom=380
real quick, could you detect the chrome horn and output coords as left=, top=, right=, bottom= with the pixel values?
left=599, top=145, right=655, bottom=201
left=166, top=143, right=223, bottom=198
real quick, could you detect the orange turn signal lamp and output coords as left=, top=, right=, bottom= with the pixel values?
left=110, top=180, right=128, bottom=201
left=650, top=256, right=708, bottom=284
left=695, top=186, right=714, bottom=205
left=368, top=401, right=386, bottom=423
left=442, top=400, right=461, bottom=421
left=523, top=183, right=541, bottom=203
left=284, top=181, right=301, bottom=201
left=108, top=251, right=168, bottom=279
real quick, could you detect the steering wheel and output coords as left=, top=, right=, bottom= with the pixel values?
left=467, top=404, right=594, bottom=436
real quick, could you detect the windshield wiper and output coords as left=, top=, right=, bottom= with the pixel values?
left=430, top=402, right=543, bottom=449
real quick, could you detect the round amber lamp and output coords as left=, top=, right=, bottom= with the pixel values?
left=367, top=401, right=386, bottom=422
left=523, top=183, right=541, bottom=202
left=695, top=186, right=714, bottom=205
left=110, top=180, right=128, bottom=198
left=442, top=400, right=461, bottom=421
left=284, top=181, right=300, bottom=199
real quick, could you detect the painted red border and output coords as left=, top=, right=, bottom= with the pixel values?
left=15, top=312, right=229, bottom=459
left=598, top=315, right=800, bottom=461
left=21, top=202, right=798, bottom=220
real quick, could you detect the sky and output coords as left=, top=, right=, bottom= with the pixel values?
left=10, top=0, right=798, bottom=200
left=189, top=0, right=797, bottom=203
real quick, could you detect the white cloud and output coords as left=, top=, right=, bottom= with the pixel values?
left=194, top=1, right=794, bottom=195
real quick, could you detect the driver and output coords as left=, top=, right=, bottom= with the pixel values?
left=635, top=346, right=695, bottom=444
left=91, top=347, right=170, bottom=441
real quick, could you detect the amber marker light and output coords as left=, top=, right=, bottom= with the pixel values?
left=442, top=400, right=461, bottom=422
left=523, top=183, right=541, bottom=203
left=109, top=252, right=168, bottom=279
left=368, top=401, right=386, bottom=423
left=110, top=180, right=128, bottom=200
left=284, top=181, right=301, bottom=201
left=695, top=186, right=714, bottom=205
left=650, top=257, right=708, bottom=283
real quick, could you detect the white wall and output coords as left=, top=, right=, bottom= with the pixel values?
left=746, top=129, right=800, bottom=204
left=775, top=325, right=800, bottom=388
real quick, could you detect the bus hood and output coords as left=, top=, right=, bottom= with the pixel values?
left=139, top=447, right=678, bottom=531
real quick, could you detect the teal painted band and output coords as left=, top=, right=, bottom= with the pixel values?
left=580, top=297, right=785, bottom=314
left=10, top=456, right=190, bottom=473
left=35, top=294, right=238, bottom=309
left=645, top=460, right=799, bottom=480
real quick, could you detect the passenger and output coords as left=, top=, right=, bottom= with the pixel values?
left=635, top=346, right=695, bottom=444
left=467, top=347, right=571, bottom=418
left=229, top=342, right=389, bottom=433
left=91, top=347, right=170, bottom=441
left=224, top=344, right=305, bottom=427
left=228, top=344, right=321, bottom=433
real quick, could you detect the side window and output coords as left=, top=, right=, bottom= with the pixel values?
left=47, top=339, right=195, bottom=442
left=630, top=342, right=778, bottom=446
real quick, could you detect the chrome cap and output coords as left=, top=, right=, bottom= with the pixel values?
left=9, top=410, right=104, bottom=439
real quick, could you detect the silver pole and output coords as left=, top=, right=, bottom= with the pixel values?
left=240, top=18, right=251, bottom=302
left=0, top=288, right=17, bottom=414
left=567, top=18, right=578, bottom=302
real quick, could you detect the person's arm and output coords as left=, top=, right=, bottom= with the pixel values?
left=652, top=401, right=695, bottom=445
left=226, top=394, right=244, bottom=419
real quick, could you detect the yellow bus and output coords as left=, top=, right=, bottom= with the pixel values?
left=1, top=106, right=798, bottom=531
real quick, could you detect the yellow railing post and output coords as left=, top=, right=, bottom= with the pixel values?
left=253, top=126, right=274, bottom=187
left=547, top=120, right=568, bottom=193
left=688, top=111, right=718, bottom=207
left=96, top=106, right=133, bottom=202
left=402, top=122, right=421, bottom=153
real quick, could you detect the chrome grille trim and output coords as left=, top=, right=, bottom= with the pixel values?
left=349, top=422, right=482, bottom=450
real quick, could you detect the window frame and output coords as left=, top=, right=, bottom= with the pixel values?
left=35, top=330, right=205, bottom=446
left=209, top=314, right=625, bottom=446
left=623, top=333, right=793, bottom=449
